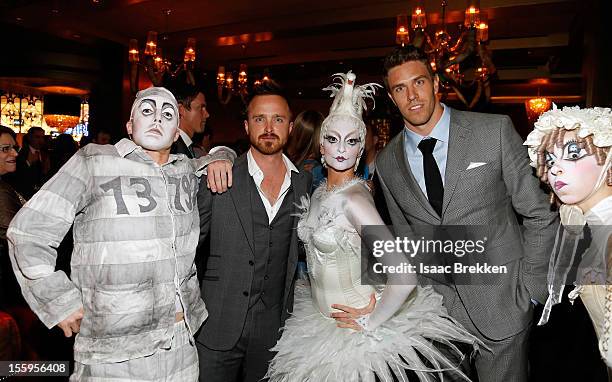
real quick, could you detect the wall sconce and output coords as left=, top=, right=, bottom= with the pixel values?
left=525, top=97, right=552, bottom=121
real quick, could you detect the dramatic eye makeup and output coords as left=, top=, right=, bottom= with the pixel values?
left=161, top=107, right=175, bottom=120
left=545, top=140, right=588, bottom=169
left=563, top=140, right=586, bottom=161
left=545, top=152, right=556, bottom=168
left=346, top=137, right=361, bottom=146
left=139, top=101, right=154, bottom=116
left=324, top=135, right=338, bottom=143
left=324, top=134, right=361, bottom=145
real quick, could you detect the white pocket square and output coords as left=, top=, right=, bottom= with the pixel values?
left=466, top=162, right=487, bottom=170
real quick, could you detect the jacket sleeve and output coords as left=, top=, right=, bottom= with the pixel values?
left=7, top=150, right=92, bottom=328
left=499, top=115, right=559, bottom=303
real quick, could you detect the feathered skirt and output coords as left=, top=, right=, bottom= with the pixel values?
left=266, top=283, right=480, bottom=382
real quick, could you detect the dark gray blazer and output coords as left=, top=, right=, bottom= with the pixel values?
left=376, top=108, right=558, bottom=340
left=171, top=135, right=194, bottom=158
left=196, top=153, right=311, bottom=350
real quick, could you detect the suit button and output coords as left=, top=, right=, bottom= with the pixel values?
left=243, top=291, right=249, bottom=296
left=249, top=260, right=254, bottom=266
left=269, top=225, right=273, bottom=230
left=269, top=242, right=272, bottom=247
left=268, top=259, right=272, bottom=264
left=264, top=275, right=269, bottom=280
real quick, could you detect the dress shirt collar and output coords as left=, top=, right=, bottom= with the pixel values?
left=178, top=129, right=193, bottom=147
left=247, top=148, right=299, bottom=178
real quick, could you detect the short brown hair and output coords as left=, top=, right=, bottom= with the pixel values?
left=245, top=80, right=292, bottom=118
left=382, top=45, right=434, bottom=90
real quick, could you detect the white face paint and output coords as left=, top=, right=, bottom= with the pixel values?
left=127, top=94, right=179, bottom=151
left=321, top=117, right=363, bottom=172
left=546, top=130, right=603, bottom=206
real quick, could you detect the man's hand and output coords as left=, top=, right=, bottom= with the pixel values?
left=206, top=160, right=233, bottom=194
left=57, top=308, right=84, bottom=337
left=330, top=293, right=376, bottom=330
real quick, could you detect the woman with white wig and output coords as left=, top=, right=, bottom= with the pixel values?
left=265, top=72, right=481, bottom=382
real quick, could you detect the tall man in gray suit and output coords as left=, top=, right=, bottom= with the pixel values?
left=196, top=81, right=311, bottom=382
left=375, top=46, right=558, bottom=381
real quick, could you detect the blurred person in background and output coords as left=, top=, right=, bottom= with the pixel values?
left=285, top=110, right=325, bottom=191
left=13, top=126, right=50, bottom=199
left=0, top=125, right=25, bottom=360
left=166, top=81, right=210, bottom=159
left=49, top=133, right=79, bottom=178
left=192, top=126, right=213, bottom=158
left=92, top=129, right=112, bottom=145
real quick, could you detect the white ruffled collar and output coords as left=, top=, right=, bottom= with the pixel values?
left=585, top=196, right=612, bottom=225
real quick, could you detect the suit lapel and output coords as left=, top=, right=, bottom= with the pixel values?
left=229, top=155, right=255, bottom=254
left=392, top=133, right=439, bottom=221
left=442, top=108, right=472, bottom=217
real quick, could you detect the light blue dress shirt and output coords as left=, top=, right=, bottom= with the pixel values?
left=403, top=103, right=450, bottom=199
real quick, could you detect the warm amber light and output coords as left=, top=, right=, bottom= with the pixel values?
left=411, top=6, right=427, bottom=29
left=128, top=39, right=140, bottom=63
left=464, top=6, right=480, bottom=27
left=525, top=97, right=552, bottom=120
left=476, top=22, right=489, bottom=42
left=144, top=31, right=158, bottom=56
left=396, top=14, right=410, bottom=45
left=44, top=114, right=80, bottom=132
left=183, top=37, right=196, bottom=62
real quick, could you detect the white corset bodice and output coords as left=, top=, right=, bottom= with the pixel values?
left=297, top=179, right=378, bottom=316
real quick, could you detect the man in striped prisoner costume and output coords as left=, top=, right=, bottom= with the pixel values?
left=8, top=87, right=235, bottom=381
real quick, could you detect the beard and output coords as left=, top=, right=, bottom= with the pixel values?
left=250, top=133, right=285, bottom=155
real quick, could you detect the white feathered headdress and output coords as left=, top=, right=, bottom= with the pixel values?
left=320, top=71, right=382, bottom=167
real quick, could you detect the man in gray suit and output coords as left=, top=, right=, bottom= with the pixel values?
left=375, top=46, right=558, bottom=381
left=196, top=81, right=311, bottom=382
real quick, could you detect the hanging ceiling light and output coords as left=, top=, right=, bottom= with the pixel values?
left=128, top=9, right=197, bottom=92
left=395, top=0, right=495, bottom=109
left=217, top=64, right=270, bottom=105
left=43, top=94, right=81, bottom=132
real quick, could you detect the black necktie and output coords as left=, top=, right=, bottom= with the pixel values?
left=417, top=138, right=444, bottom=216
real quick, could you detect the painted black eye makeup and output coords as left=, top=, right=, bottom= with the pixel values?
left=346, top=138, right=361, bottom=146
left=563, top=140, right=586, bottom=161
left=324, top=135, right=338, bottom=143
left=139, top=103, right=154, bottom=116
left=162, top=108, right=175, bottom=120
left=545, top=152, right=556, bottom=168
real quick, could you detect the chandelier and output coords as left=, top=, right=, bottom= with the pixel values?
left=128, top=9, right=197, bottom=93
left=44, top=114, right=80, bottom=132
left=43, top=94, right=82, bottom=133
left=216, top=64, right=270, bottom=105
left=396, top=0, right=495, bottom=109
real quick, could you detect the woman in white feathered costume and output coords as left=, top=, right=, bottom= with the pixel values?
left=525, top=106, right=612, bottom=372
left=265, top=71, right=481, bottom=382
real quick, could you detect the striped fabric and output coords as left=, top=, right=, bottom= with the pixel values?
left=7, top=139, right=230, bottom=364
